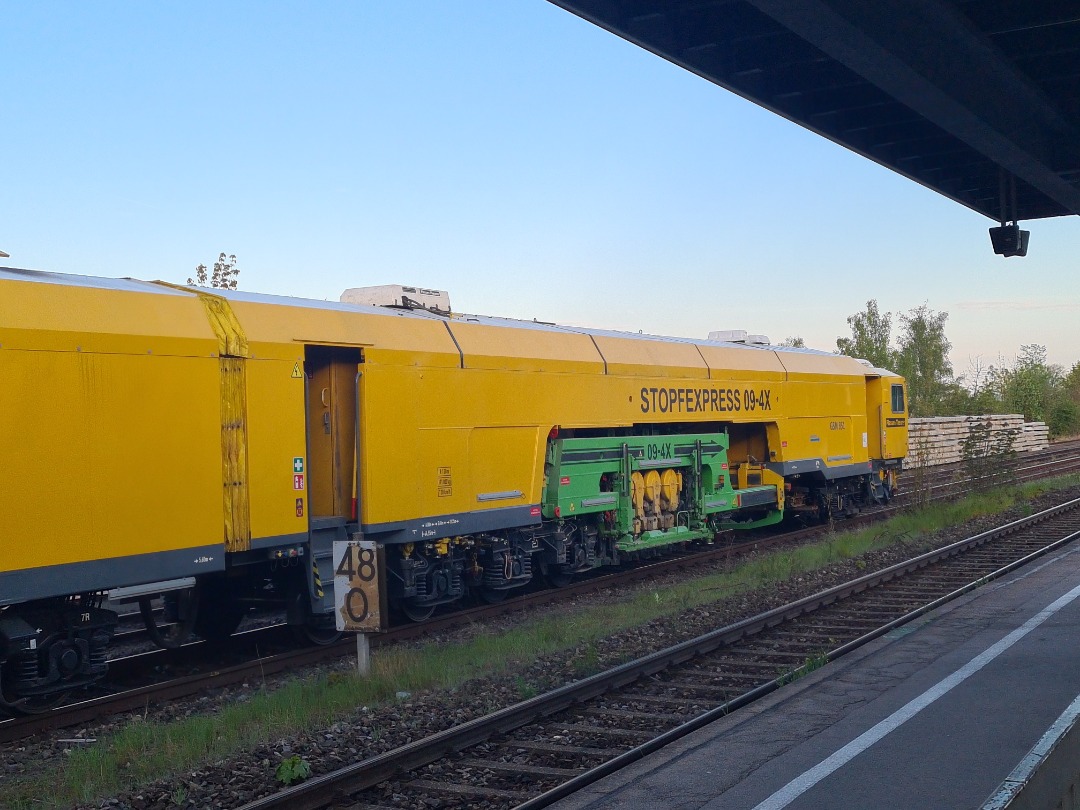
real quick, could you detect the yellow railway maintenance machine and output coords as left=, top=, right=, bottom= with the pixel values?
left=0, top=270, right=907, bottom=709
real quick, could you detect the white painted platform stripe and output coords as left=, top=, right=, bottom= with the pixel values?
left=751, top=579, right=1080, bottom=810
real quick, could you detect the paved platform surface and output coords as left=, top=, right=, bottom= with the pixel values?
left=554, top=540, right=1080, bottom=810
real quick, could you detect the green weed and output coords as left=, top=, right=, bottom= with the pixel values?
left=515, top=676, right=538, bottom=700
left=776, top=651, right=830, bottom=686
left=275, top=754, right=311, bottom=786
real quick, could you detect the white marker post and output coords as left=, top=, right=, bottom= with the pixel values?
left=355, top=633, right=370, bottom=676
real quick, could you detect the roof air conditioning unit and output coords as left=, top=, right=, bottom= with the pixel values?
left=340, top=284, right=451, bottom=313
left=708, top=329, right=770, bottom=345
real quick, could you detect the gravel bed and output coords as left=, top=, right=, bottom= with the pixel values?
left=3, top=485, right=1078, bottom=809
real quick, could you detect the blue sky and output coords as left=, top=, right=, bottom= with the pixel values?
left=3, top=1, right=1078, bottom=374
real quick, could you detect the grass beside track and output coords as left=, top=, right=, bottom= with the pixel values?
left=4, top=474, right=1079, bottom=809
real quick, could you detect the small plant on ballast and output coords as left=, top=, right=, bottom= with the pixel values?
left=515, top=675, right=538, bottom=700
left=275, top=754, right=311, bottom=786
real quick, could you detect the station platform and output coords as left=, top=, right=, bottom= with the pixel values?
left=554, top=539, right=1080, bottom=810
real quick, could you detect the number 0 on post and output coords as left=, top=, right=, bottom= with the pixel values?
left=332, top=539, right=384, bottom=632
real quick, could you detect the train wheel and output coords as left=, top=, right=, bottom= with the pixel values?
left=545, top=570, right=574, bottom=588
left=539, top=557, right=574, bottom=588
left=291, top=604, right=342, bottom=646
left=139, top=592, right=198, bottom=649
left=0, top=658, right=72, bottom=715
left=0, top=686, right=72, bottom=716
left=295, top=621, right=342, bottom=647
left=401, top=601, right=435, bottom=622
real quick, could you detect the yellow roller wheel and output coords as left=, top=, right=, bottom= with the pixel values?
left=644, top=469, right=662, bottom=510
left=660, top=469, right=682, bottom=511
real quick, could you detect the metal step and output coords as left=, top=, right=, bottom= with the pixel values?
left=308, top=516, right=349, bottom=614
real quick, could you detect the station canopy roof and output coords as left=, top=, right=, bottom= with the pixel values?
left=550, top=0, right=1080, bottom=222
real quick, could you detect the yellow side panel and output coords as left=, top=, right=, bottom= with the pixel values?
left=0, top=280, right=217, bottom=357
left=468, top=426, right=542, bottom=508
left=244, top=357, right=309, bottom=541
left=592, top=335, right=708, bottom=379
left=780, top=416, right=870, bottom=467
left=379, top=425, right=542, bottom=524
left=448, top=321, right=603, bottom=374
left=775, top=353, right=866, bottom=458
left=781, top=377, right=859, bottom=418
left=360, top=367, right=425, bottom=525
left=0, top=348, right=222, bottom=575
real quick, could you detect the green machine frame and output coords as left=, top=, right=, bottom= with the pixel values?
left=543, top=432, right=782, bottom=553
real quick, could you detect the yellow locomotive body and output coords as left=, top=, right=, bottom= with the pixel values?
left=0, top=268, right=907, bottom=705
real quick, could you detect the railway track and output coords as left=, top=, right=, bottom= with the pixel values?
left=0, top=535, right=794, bottom=744
left=234, top=497, right=1080, bottom=810
left=919, top=436, right=1080, bottom=501
left=3, top=444, right=1078, bottom=745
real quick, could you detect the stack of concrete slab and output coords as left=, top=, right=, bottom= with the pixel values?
left=904, top=414, right=1049, bottom=468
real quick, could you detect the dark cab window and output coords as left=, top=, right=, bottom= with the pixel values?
left=891, top=384, right=906, bottom=414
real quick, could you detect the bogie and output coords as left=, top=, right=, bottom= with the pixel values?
left=0, top=597, right=116, bottom=715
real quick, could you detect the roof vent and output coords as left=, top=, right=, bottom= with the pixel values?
left=708, top=329, right=771, bottom=345
left=340, top=284, right=451, bottom=314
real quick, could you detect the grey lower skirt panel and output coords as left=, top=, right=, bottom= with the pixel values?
left=766, top=458, right=877, bottom=480
left=739, top=487, right=779, bottom=507
left=0, top=544, right=226, bottom=607
left=248, top=532, right=309, bottom=551
left=363, top=504, right=541, bottom=545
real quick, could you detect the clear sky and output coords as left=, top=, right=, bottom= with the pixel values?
left=3, top=2, right=1078, bottom=375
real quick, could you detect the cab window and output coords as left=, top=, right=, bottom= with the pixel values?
left=891, top=384, right=906, bottom=414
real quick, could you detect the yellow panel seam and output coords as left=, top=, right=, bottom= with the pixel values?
left=152, top=283, right=252, bottom=551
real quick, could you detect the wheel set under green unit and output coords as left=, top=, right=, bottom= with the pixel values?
left=542, top=432, right=783, bottom=553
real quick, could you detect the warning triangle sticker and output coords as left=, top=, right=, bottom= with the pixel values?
left=292, top=362, right=303, bottom=379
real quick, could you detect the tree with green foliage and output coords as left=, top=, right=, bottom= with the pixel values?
left=1065, top=362, right=1080, bottom=394
left=836, top=299, right=893, bottom=370
left=996, top=345, right=1080, bottom=437
left=188, top=252, right=240, bottom=289
left=938, top=380, right=983, bottom=415
left=780, top=336, right=806, bottom=348
left=1064, top=362, right=1080, bottom=408
left=961, top=356, right=1006, bottom=414
left=930, top=356, right=997, bottom=416
left=999, top=344, right=1057, bottom=421
left=836, top=301, right=1078, bottom=427
left=893, top=304, right=953, bottom=417
left=1060, top=362, right=1080, bottom=438
left=1048, top=398, right=1080, bottom=438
